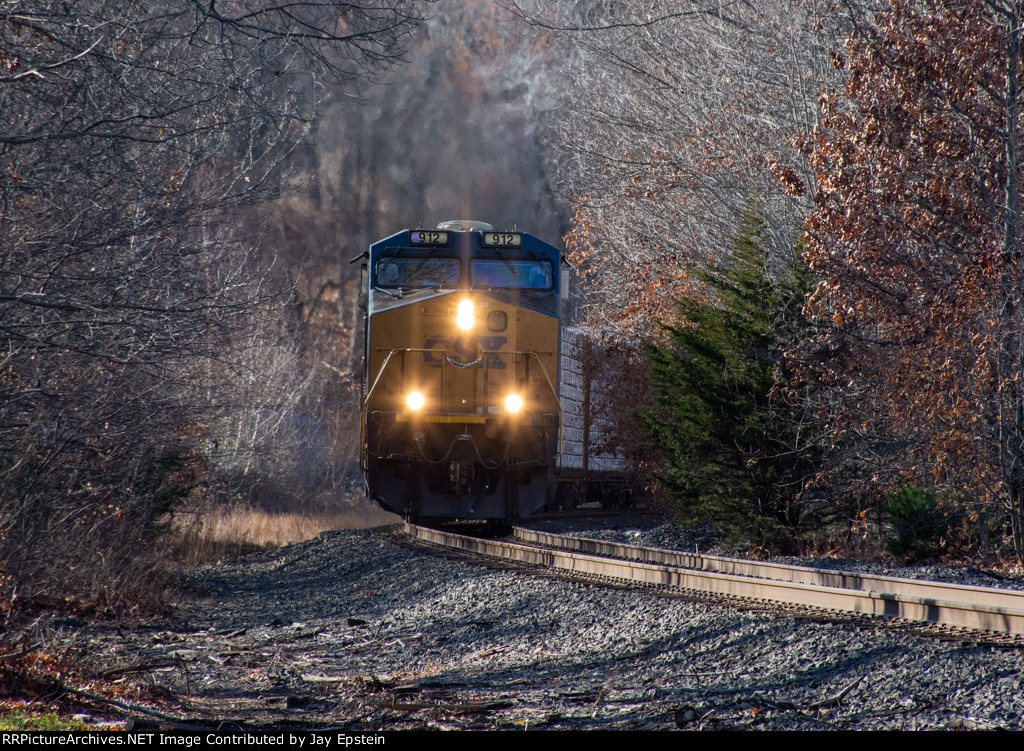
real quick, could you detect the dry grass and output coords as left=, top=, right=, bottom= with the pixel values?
left=166, top=502, right=400, bottom=564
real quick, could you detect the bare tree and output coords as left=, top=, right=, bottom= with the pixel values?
left=514, top=0, right=846, bottom=330
left=0, top=0, right=427, bottom=611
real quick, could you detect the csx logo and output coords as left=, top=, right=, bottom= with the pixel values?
left=424, top=335, right=507, bottom=369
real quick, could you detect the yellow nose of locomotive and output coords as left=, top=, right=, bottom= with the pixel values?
left=361, top=223, right=564, bottom=523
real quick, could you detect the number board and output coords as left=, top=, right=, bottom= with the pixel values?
left=482, top=232, right=523, bottom=248
left=410, top=230, right=451, bottom=246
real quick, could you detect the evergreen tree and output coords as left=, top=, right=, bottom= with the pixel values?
left=639, top=209, right=812, bottom=552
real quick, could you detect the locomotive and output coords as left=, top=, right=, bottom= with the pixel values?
left=357, top=220, right=566, bottom=522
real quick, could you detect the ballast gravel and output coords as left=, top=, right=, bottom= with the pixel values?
left=80, top=522, right=1024, bottom=730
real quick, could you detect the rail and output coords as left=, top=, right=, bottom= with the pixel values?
left=513, top=528, right=1024, bottom=610
left=404, top=523, right=1024, bottom=636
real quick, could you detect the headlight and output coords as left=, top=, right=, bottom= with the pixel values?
left=456, top=299, right=475, bottom=330
left=504, top=393, right=523, bottom=413
left=406, top=391, right=425, bottom=410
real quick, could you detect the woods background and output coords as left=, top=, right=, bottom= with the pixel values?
left=4, top=0, right=1024, bottom=619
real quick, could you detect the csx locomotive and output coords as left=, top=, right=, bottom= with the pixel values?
left=358, top=221, right=566, bottom=522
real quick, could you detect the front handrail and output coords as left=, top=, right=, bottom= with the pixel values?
left=361, top=346, right=563, bottom=467
left=363, top=347, right=433, bottom=407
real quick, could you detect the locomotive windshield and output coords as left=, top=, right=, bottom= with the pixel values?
left=375, top=256, right=460, bottom=288
left=471, top=259, right=553, bottom=289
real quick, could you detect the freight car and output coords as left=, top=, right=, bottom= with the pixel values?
left=357, top=221, right=567, bottom=522
left=556, top=326, right=639, bottom=509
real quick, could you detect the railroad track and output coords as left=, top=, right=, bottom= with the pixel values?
left=404, top=522, right=1024, bottom=638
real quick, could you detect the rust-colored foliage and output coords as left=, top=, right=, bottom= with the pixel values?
left=802, top=0, right=1024, bottom=559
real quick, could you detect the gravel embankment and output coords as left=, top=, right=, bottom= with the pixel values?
left=76, top=520, right=1024, bottom=730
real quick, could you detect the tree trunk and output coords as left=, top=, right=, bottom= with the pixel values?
left=999, top=2, right=1024, bottom=563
